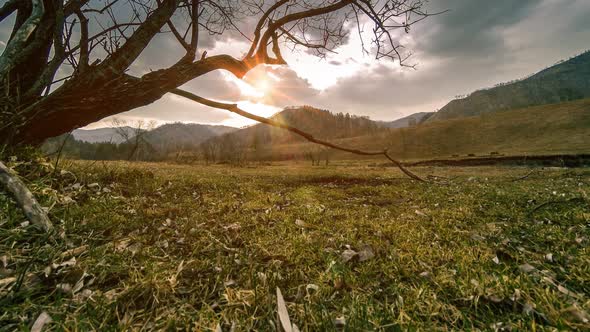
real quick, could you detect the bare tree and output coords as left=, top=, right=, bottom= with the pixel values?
left=304, top=146, right=322, bottom=166
left=0, top=0, right=438, bottom=183
left=200, top=139, right=218, bottom=165
left=1, top=0, right=433, bottom=143
left=111, top=118, right=157, bottom=160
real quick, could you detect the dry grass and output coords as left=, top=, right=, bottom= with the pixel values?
left=1, top=158, right=589, bottom=330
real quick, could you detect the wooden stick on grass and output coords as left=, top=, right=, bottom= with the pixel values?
left=0, top=161, right=53, bottom=231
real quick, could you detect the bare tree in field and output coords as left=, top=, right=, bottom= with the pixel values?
left=1, top=0, right=435, bottom=181
left=200, top=139, right=219, bottom=165
left=111, top=118, right=156, bottom=160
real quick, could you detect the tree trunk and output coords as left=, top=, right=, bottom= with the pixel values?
left=3, top=73, right=173, bottom=145
left=1, top=54, right=248, bottom=146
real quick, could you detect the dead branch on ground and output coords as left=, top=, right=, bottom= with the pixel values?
left=0, top=161, right=53, bottom=231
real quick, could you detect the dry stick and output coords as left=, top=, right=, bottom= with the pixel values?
left=170, top=88, right=426, bottom=182
left=0, top=161, right=53, bottom=231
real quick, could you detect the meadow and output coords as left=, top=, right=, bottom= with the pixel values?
left=1, top=159, right=589, bottom=330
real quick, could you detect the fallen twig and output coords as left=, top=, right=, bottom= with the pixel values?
left=511, top=169, right=536, bottom=182
left=0, top=161, right=53, bottom=231
left=529, top=197, right=587, bottom=216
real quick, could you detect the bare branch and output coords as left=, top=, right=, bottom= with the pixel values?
left=75, top=9, right=90, bottom=72
left=0, top=0, right=19, bottom=22
left=255, top=0, right=353, bottom=63
left=246, top=0, right=289, bottom=58
left=169, top=87, right=426, bottom=182
left=189, top=0, right=200, bottom=51
left=166, top=19, right=191, bottom=52
left=96, top=0, right=179, bottom=75
left=0, top=0, right=45, bottom=78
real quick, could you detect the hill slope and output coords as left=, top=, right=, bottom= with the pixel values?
left=142, top=123, right=236, bottom=153
left=251, top=98, right=590, bottom=161
left=378, top=112, right=434, bottom=128
left=208, top=106, right=381, bottom=146
left=427, top=51, right=590, bottom=122
left=383, top=98, right=590, bottom=159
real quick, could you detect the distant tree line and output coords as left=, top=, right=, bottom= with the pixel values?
left=42, top=107, right=387, bottom=165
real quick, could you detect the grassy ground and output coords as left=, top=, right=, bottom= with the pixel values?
left=1, top=158, right=589, bottom=330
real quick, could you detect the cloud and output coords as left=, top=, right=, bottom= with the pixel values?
left=2, top=0, right=590, bottom=128
left=415, top=0, right=540, bottom=58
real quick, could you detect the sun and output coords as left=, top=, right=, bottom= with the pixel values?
left=255, top=78, right=271, bottom=94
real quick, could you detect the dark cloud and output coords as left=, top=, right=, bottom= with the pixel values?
left=305, top=0, right=590, bottom=121
left=416, top=0, right=540, bottom=58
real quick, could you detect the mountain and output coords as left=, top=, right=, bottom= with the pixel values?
left=378, top=112, right=434, bottom=128
left=206, top=106, right=381, bottom=146
left=42, top=122, right=237, bottom=160
left=72, top=126, right=136, bottom=143
left=426, top=50, right=590, bottom=122
left=253, top=98, right=590, bottom=161
left=142, top=123, right=236, bottom=153
left=199, top=106, right=384, bottom=162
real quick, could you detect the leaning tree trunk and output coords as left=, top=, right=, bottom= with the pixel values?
left=1, top=52, right=249, bottom=146
left=3, top=74, right=168, bottom=145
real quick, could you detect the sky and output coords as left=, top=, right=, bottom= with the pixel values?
left=1, top=0, right=589, bottom=129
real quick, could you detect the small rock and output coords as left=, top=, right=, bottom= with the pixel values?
left=295, top=219, right=307, bottom=227
left=56, top=283, right=72, bottom=294
left=87, top=183, right=100, bottom=190
left=415, top=210, right=428, bottom=217
left=31, top=312, right=52, bottom=332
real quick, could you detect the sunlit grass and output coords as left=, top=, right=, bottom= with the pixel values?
left=1, top=159, right=589, bottom=330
